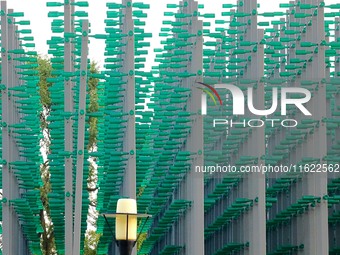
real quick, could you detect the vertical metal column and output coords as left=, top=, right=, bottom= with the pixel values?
left=15, top=23, right=28, bottom=255
left=1, top=2, right=12, bottom=254
left=335, top=26, right=340, bottom=248
left=238, top=1, right=266, bottom=253
left=121, top=0, right=136, bottom=254
left=1, top=5, right=25, bottom=254
left=121, top=0, right=136, bottom=205
left=120, top=1, right=136, bottom=194
left=71, top=0, right=75, bottom=79
left=73, top=20, right=89, bottom=255
left=334, top=17, right=340, bottom=78
left=295, top=0, right=328, bottom=254
left=305, top=1, right=328, bottom=254
left=245, top=28, right=266, bottom=255
left=7, top=10, right=22, bottom=255
left=64, top=0, right=74, bottom=253
left=184, top=1, right=204, bottom=254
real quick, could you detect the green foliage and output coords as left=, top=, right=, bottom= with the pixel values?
left=39, top=161, right=57, bottom=255
left=137, top=232, right=147, bottom=251
left=36, top=57, right=56, bottom=255
left=84, top=231, right=101, bottom=255
left=36, top=56, right=101, bottom=254
left=88, top=62, right=99, bottom=150
left=36, top=56, right=53, bottom=109
left=86, top=62, right=101, bottom=254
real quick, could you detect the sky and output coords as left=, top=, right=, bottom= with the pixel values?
left=5, top=0, right=330, bottom=68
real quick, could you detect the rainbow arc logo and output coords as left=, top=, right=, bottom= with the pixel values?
left=196, top=82, right=223, bottom=106
left=196, top=82, right=312, bottom=117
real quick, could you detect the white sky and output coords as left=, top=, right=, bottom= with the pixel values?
left=6, top=0, right=331, bottom=67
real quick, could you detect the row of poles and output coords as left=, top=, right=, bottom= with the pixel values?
left=2, top=0, right=338, bottom=254
left=1, top=0, right=90, bottom=254
left=1, top=1, right=27, bottom=254
left=203, top=0, right=335, bottom=254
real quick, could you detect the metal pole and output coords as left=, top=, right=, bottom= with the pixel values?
left=294, top=0, right=328, bottom=254
left=64, top=0, right=74, bottom=253
left=1, top=5, right=25, bottom=254
left=120, top=1, right=136, bottom=254
left=121, top=0, right=136, bottom=198
left=72, top=20, right=89, bottom=255
left=184, top=1, right=204, bottom=254
left=8, top=11, right=23, bottom=255
left=246, top=28, right=266, bottom=255
left=237, top=1, right=266, bottom=254
left=1, top=2, right=12, bottom=254
left=16, top=27, right=29, bottom=255
left=305, top=1, right=328, bottom=254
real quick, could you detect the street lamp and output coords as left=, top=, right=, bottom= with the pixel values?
left=103, top=198, right=151, bottom=255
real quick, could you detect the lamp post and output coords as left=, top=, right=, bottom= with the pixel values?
left=115, top=199, right=137, bottom=255
left=103, top=198, right=151, bottom=255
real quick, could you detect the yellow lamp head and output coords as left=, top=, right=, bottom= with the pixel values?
left=115, top=198, right=138, bottom=241
left=102, top=198, right=151, bottom=255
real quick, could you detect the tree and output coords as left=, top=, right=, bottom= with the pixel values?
left=84, top=230, right=101, bottom=255
left=85, top=62, right=101, bottom=255
left=36, top=57, right=100, bottom=254
left=36, top=56, right=56, bottom=255
left=88, top=62, right=99, bottom=151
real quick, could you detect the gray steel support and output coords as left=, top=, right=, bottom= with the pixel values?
left=7, top=11, right=21, bottom=255
left=336, top=18, right=340, bottom=77
left=71, top=0, right=75, bottom=77
left=245, top=29, right=266, bottom=255
left=335, top=18, right=340, bottom=148
left=236, top=1, right=266, bottom=254
left=14, top=23, right=28, bottom=255
left=1, top=5, right=25, bottom=254
left=1, top=2, right=11, bottom=254
left=73, top=20, right=89, bottom=255
left=296, top=0, right=328, bottom=254
left=64, top=0, right=74, bottom=253
left=121, top=0, right=136, bottom=205
left=184, top=1, right=204, bottom=254
left=119, top=1, right=136, bottom=254
left=306, top=2, right=328, bottom=254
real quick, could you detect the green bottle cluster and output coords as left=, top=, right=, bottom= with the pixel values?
left=46, top=1, right=89, bottom=253
left=1, top=0, right=340, bottom=254
left=137, top=1, right=205, bottom=254
left=92, top=1, right=154, bottom=254
left=0, top=9, right=44, bottom=255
